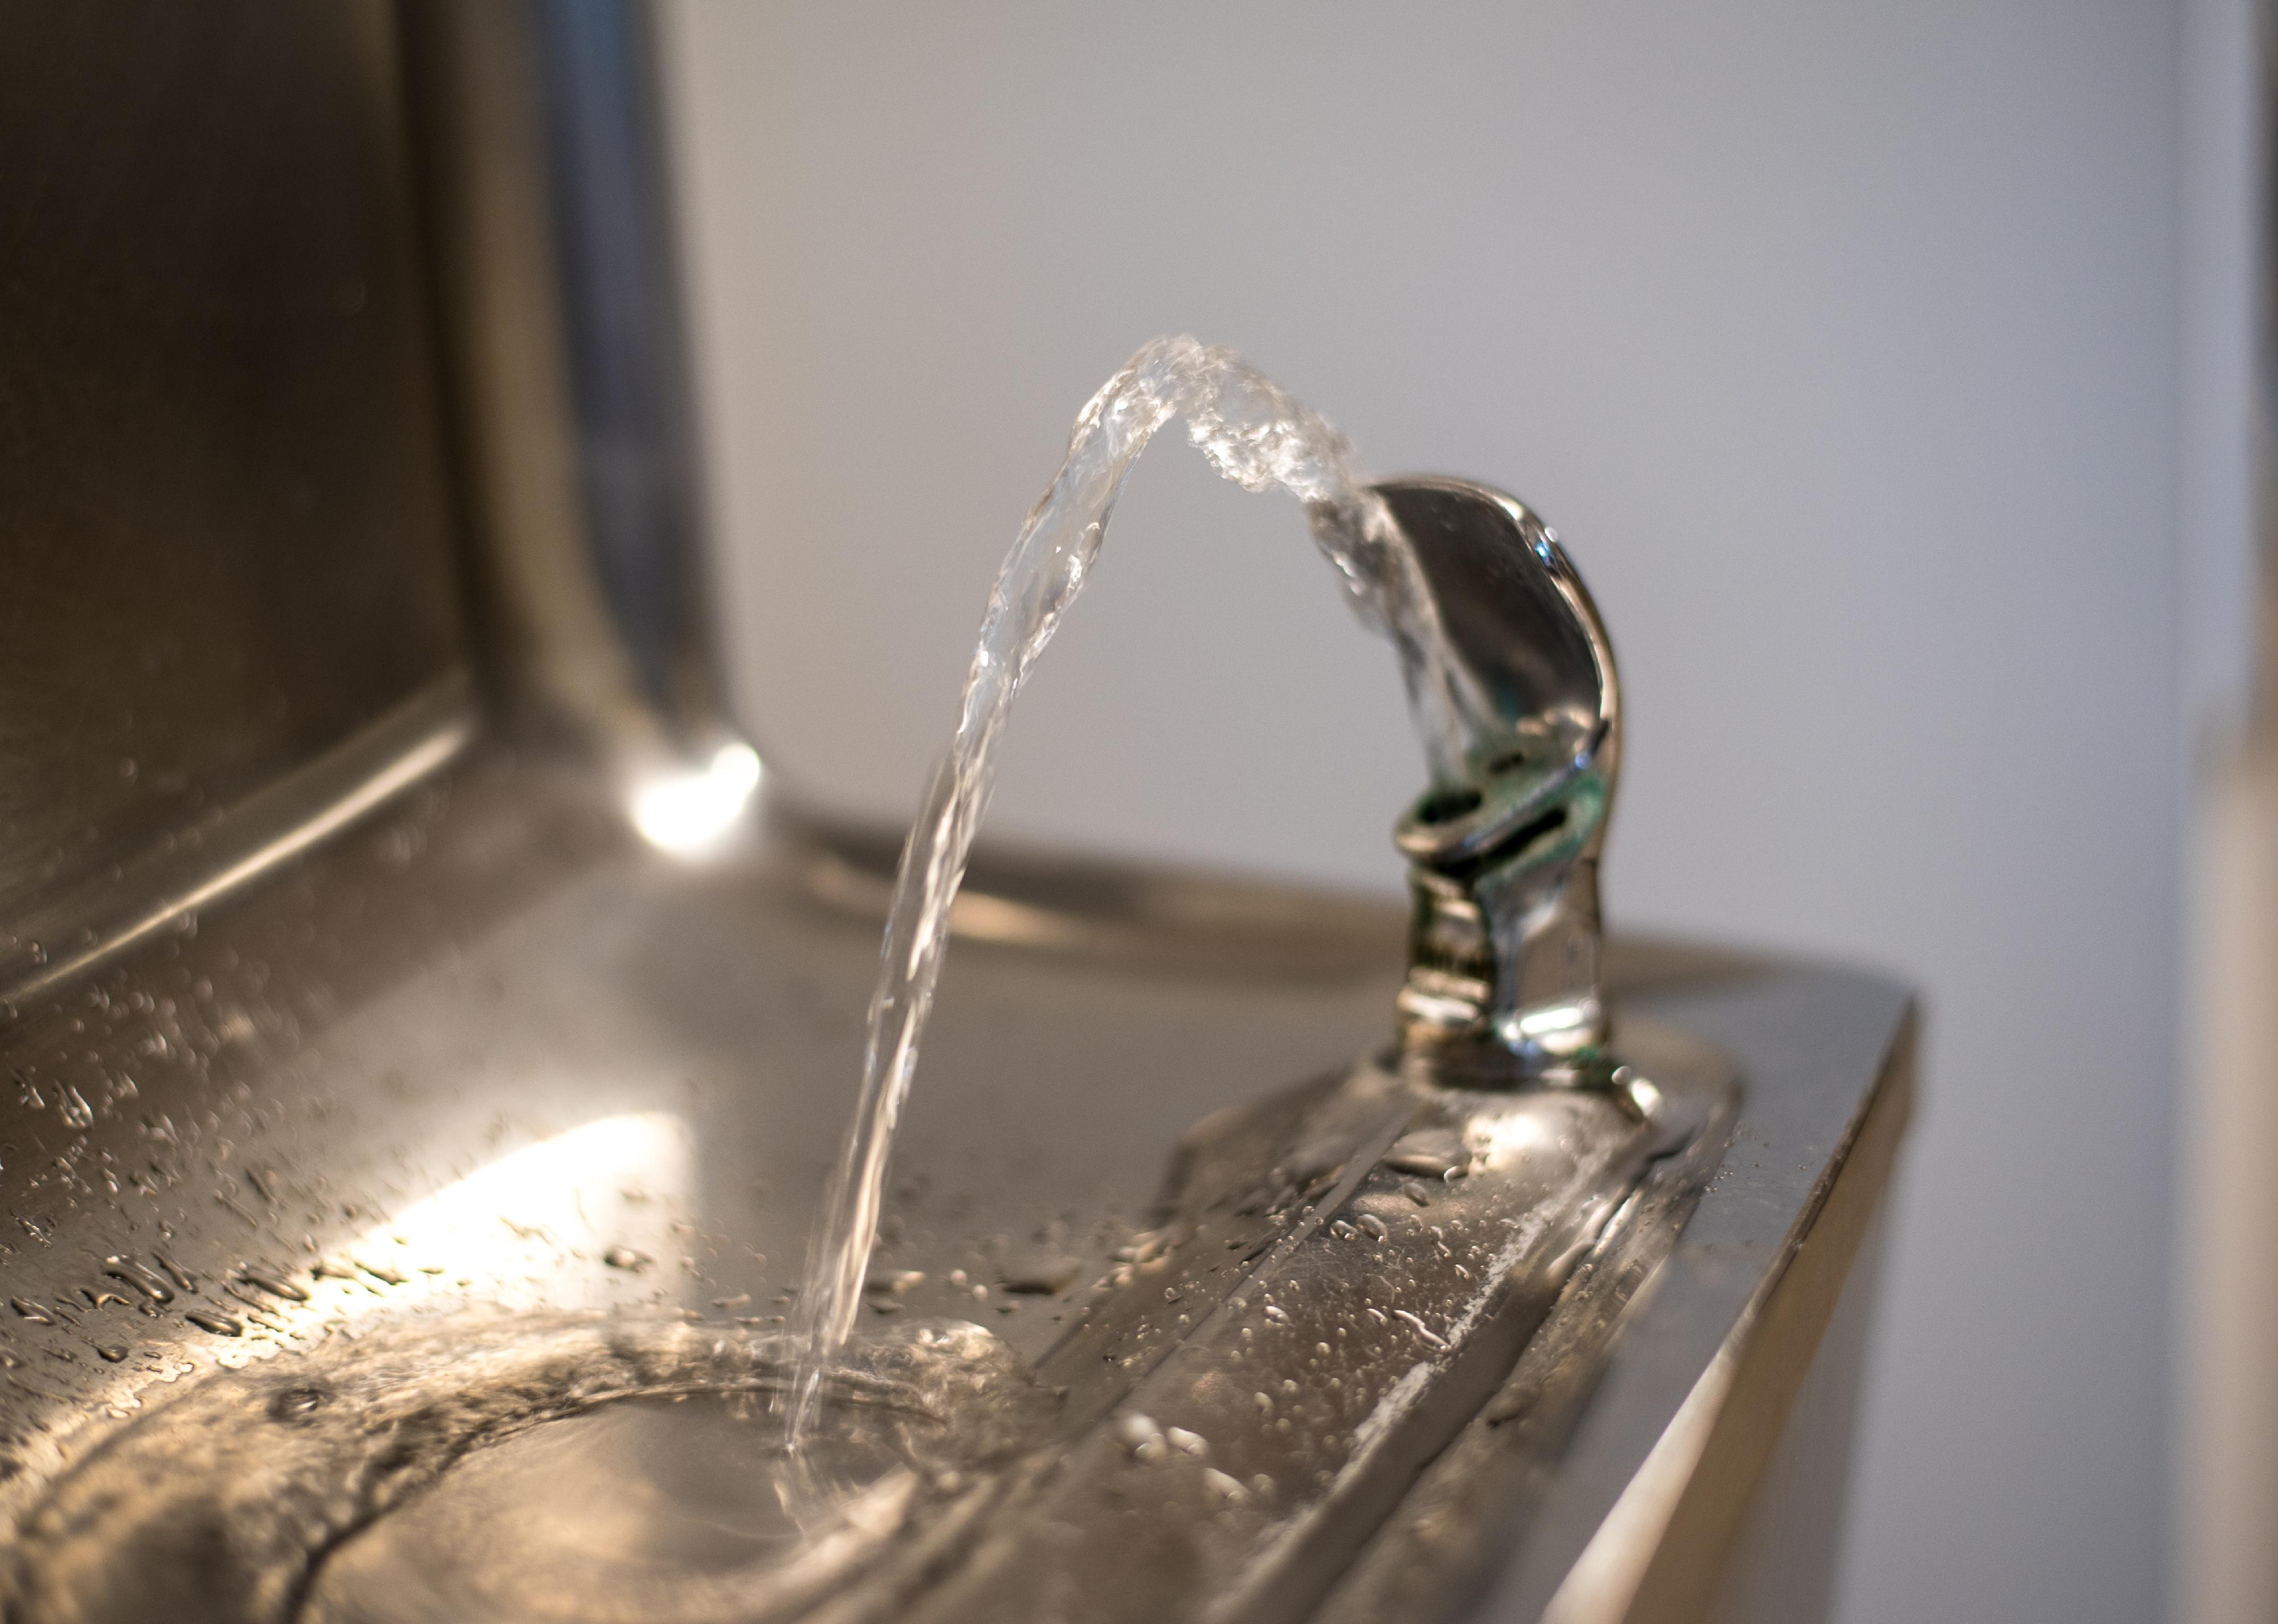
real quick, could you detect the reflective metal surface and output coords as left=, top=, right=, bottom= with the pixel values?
left=1386, top=481, right=1619, bottom=1080
left=0, top=5, right=1914, bottom=1621
left=0, top=0, right=474, bottom=1004
left=889, top=1019, right=1733, bottom=1624
left=400, top=0, right=731, bottom=758
left=0, top=774, right=1907, bottom=1623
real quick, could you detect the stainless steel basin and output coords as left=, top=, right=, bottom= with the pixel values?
left=0, top=6, right=1914, bottom=1621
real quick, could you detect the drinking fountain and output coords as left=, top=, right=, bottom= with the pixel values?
left=0, top=5, right=1915, bottom=1623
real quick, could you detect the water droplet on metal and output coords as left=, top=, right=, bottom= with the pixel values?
left=1202, top=1467, right=1249, bottom=1504
left=236, top=1270, right=307, bottom=1303
left=1114, top=1411, right=1164, bottom=1462
left=1385, top=1129, right=1464, bottom=1178
left=1615, top=1070, right=1664, bottom=1122
left=1391, top=1309, right=1449, bottom=1350
left=270, top=1384, right=328, bottom=1419
left=998, top=1254, right=1081, bottom=1295
left=602, top=1247, right=651, bottom=1272
left=185, top=1311, right=243, bottom=1337
left=104, top=1259, right=174, bottom=1303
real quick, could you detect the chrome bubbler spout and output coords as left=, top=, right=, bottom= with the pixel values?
left=1377, top=479, right=1621, bottom=1082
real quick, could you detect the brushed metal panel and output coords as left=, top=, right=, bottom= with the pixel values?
left=0, top=1, right=470, bottom=948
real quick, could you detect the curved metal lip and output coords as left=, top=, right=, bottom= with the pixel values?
left=1373, top=474, right=1623, bottom=850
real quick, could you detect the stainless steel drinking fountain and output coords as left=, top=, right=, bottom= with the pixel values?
left=0, top=6, right=1914, bottom=1623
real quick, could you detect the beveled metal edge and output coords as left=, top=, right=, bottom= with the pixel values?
left=0, top=676, right=476, bottom=1023
left=1302, top=956, right=1914, bottom=1624
left=1541, top=1005, right=1918, bottom=1624
left=1311, top=1046, right=1745, bottom=1624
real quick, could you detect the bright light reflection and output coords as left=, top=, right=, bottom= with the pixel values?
left=1511, top=999, right=1595, bottom=1042
left=1469, top=1107, right=1550, bottom=1165
left=126, top=1113, right=694, bottom=1379
left=631, top=742, right=762, bottom=855
left=316, top=1111, right=695, bottom=1324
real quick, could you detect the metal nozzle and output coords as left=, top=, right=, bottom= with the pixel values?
left=1377, top=479, right=1620, bottom=1081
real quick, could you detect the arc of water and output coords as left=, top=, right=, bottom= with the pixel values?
left=785, top=336, right=1495, bottom=1455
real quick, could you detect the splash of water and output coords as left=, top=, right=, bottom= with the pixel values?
left=785, top=336, right=1493, bottom=1453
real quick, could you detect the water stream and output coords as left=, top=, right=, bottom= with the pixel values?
left=785, top=336, right=1495, bottom=1455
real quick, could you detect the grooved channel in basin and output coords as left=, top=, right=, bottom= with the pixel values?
left=0, top=1317, right=1049, bottom=1624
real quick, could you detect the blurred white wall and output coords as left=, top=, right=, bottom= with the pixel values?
left=659, top=4, right=2185, bottom=1619
left=2178, top=1, right=2267, bottom=1621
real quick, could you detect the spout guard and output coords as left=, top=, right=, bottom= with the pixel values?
left=1379, top=479, right=1620, bottom=1080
